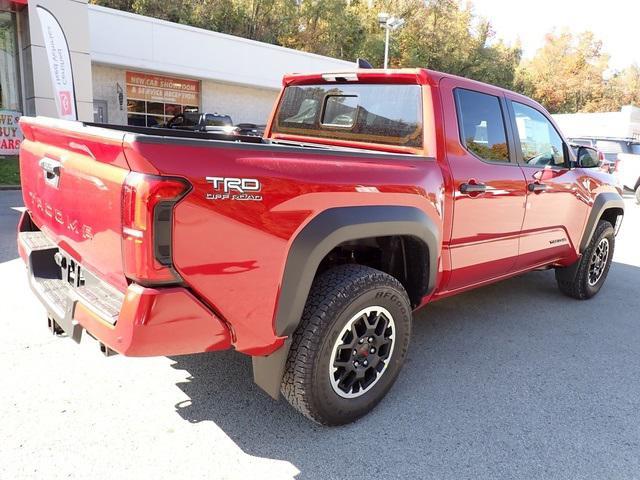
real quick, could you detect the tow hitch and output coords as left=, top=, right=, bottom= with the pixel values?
left=47, top=316, right=65, bottom=336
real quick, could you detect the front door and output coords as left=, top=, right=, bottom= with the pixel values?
left=505, top=98, right=591, bottom=268
left=440, top=79, right=528, bottom=292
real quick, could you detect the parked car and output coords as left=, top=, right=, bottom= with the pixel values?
left=164, top=112, right=240, bottom=135
left=235, top=123, right=265, bottom=137
left=18, top=68, right=624, bottom=426
left=569, top=137, right=640, bottom=203
left=568, top=138, right=613, bottom=173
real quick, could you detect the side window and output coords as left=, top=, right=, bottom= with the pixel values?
left=512, top=102, right=566, bottom=168
left=455, top=89, right=510, bottom=163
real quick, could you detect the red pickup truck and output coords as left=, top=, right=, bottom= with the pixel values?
left=18, top=69, right=624, bottom=425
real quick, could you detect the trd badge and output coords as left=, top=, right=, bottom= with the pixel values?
left=205, top=176, right=262, bottom=201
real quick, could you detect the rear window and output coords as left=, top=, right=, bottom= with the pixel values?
left=205, top=114, right=232, bottom=127
left=182, top=113, right=201, bottom=127
left=272, top=84, right=423, bottom=148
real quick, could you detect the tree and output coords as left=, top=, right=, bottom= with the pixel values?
left=515, top=30, right=609, bottom=113
left=90, top=0, right=522, bottom=89
left=360, top=0, right=522, bottom=89
left=593, top=65, right=640, bottom=112
left=278, top=0, right=366, bottom=59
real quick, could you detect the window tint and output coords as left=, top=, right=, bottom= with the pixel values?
left=183, top=113, right=201, bottom=126
left=512, top=102, right=566, bottom=167
left=205, top=114, right=232, bottom=127
left=322, top=95, right=358, bottom=127
left=272, top=84, right=423, bottom=148
left=455, top=89, right=509, bottom=162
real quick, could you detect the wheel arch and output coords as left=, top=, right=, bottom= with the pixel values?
left=252, top=205, right=440, bottom=399
left=579, top=192, right=625, bottom=253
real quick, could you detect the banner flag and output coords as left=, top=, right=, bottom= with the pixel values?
left=36, top=6, right=77, bottom=120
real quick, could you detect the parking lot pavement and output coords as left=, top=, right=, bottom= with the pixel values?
left=1, top=190, right=639, bottom=480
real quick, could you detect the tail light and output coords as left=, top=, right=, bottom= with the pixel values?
left=121, top=173, right=191, bottom=285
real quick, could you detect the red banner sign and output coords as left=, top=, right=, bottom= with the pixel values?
left=0, top=110, right=23, bottom=155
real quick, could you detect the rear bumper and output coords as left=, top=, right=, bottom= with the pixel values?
left=18, top=212, right=232, bottom=356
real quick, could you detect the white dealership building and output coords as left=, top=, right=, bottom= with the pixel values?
left=1, top=0, right=353, bottom=133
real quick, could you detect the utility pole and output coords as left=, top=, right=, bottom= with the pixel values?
left=378, top=13, right=405, bottom=69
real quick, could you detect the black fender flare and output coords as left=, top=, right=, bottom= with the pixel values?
left=253, top=205, right=440, bottom=399
left=579, top=192, right=625, bottom=253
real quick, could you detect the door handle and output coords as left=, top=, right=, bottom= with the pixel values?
left=459, top=182, right=487, bottom=194
left=39, top=158, right=61, bottom=187
left=528, top=182, right=548, bottom=193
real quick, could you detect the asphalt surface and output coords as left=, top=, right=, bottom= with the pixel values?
left=1, top=190, right=639, bottom=480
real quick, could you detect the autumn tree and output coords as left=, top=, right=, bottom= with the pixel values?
left=594, top=65, right=640, bottom=112
left=515, top=30, right=610, bottom=113
left=89, top=0, right=640, bottom=111
left=389, top=0, right=520, bottom=88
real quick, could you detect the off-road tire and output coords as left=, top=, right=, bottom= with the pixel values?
left=281, top=264, right=412, bottom=426
left=555, top=220, right=615, bottom=299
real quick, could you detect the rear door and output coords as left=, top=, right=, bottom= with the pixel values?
left=440, top=78, right=527, bottom=292
left=505, top=97, right=590, bottom=268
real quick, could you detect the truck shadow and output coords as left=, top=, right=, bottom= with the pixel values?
left=169, top=262, right=640, bottom=479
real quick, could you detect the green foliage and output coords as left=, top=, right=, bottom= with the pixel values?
left=89, top=0, right=638, bottom=114
left=0, top=156, right=19, bottom=185
left=90, top=0, right=522, bottom=88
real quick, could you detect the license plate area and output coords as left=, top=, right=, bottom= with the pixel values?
left=55, top=251, right=85, bottom=288
left=20, top=229, right=124, bottom=335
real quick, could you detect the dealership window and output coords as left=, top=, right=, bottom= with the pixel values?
left=0, top=9, right=21, bottom=112
left=125, top=71, right=200, bottom=127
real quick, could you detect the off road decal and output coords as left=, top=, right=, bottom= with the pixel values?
left=205, top=176, right=262, bottom=201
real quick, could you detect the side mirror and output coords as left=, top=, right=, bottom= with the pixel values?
left=577, top=146, right=599, bottom=168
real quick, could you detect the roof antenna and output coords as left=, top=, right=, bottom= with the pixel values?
left=356, top=58, right=373, bottom=69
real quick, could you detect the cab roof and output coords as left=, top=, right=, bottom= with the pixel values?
left=282, top=68, right=534, bottom=105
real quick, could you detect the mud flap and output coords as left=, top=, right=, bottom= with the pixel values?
left=251, top=338, right=292, bottom=400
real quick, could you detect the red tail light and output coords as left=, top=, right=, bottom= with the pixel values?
left=121, top=173, right=190, bottom=285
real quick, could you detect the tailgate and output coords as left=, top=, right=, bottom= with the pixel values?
left=19, top=117, right=130, bottom=292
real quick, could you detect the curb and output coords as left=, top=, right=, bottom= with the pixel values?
left=0, top=185, right=21, bottom=191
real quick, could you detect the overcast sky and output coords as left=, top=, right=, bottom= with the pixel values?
left=472, top=0, right=640, bottom=71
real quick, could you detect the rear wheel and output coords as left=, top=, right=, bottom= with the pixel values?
left=555, top=220, right=615, bottom=299
left=281, top=264, right=412, bottom=425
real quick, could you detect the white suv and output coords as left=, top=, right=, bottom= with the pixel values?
left=570, top=137, right=640, bottom=204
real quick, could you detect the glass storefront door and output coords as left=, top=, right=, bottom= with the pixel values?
left=0, top=9, right=21, bottom=112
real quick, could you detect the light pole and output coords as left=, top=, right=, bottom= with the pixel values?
left=377, top=13, right=405, bottom=69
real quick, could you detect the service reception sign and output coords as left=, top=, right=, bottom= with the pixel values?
left=125, top=71, right=200, bottom=106
left=0, top=110, right=22, bottom=155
